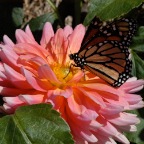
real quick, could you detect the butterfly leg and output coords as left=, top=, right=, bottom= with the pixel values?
left=63, top=63, right=77, bottom=79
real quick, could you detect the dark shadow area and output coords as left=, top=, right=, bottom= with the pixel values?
left=0, top=1, right=22, bottom=42
left=58, top=0, right=74, bottom=27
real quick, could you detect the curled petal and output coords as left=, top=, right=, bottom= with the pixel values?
left=38, top=64, right=61, bottom=84
left=99, top=103, right=124, bottom=115
left=68, top=71, right=84, bottom=83
left=48, top=86, right=73, bottom=99
left=68, top=90, right=99, bottom=120
left=108, top=113, right=140, bottom=126
left=77, top=88, right=106, bottom=107
left=121, top=78, right=144, bottom=93
left=80, top=130, right=98, bottom=143
left=3, top=97, right=23, bottom=107
left=129, top=101, right=144, bottom=110
left=0, top=45, right=19, bottom=69
left=19, top=94, right=45, bottom=104
left=89, top=120, right=103, bottom=130
left=3, top=97, right=24, bottom=113
left=99, top=122, right=130, bottom=144
left=22, top=68, right=47, bottom=92
left=4, top=64, right=31, bottom=89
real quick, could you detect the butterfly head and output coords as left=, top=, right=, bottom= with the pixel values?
left=69, top=53, right=86, bottom=69
left=69, top=53, right=75, bottom=60
left=69, top=53, right=78, bottom=64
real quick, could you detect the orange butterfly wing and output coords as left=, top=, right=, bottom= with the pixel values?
left=70, top=17, right=137, bottom=87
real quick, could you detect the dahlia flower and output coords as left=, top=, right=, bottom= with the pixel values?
left=0, top=22, right=144, bottom=144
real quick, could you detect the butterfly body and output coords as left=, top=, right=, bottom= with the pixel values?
left=69, top=53, right=86, bottom=69
left=69, top=18, right=137, bottom=87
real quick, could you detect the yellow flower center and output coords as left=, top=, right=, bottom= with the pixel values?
left=51, top=63, right=80, bottom=84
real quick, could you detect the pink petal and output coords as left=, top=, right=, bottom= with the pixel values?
left=68, top=71, right=84, bottom=83
left=68, top=24, right=85, bottom=53
left=89, top=120, right=103, bottom=130
left=29, top=56, right=47, bottom=66
left=0, top=86, right=27, bottom=96
left=129, top=101, right=144, bottom=110
left=67, top=93, right=86, bottom=115
left=4, top=64, right=31, bottom=89
left=99, top=122, right=130, bottom=144
left=108, top=112, right=140, bottom=126
left=82, top=83, right=117, bottom=95
left=46, top=94, right=65, bottom=109
left=40, top=22, right=54, bottom=47
left=71, top=123, right=98, bottom=143
left=124, top=94, right=143, bottom=104
left=3, top=96, right=24, bottom=113
left=63, top=25, right=73, bottom=63
left=95, top=134, right=117, bottom=144
left=64, top=25, right=73, bottom=38
left=121, top=78, right=144, bottom=93
left=53, top=28, right=65, bottom=64
left=25, top=25, right=35, bottom=41
left=38, top=64, right=61, bottom=84
left=119, top=125, right=137, bottom=132
left=15, top=29, right=37, bottom=44
left=77, top=88, right=106, bottom=107
left=14, top=43, right=48, bottom=59
left=68, top=90, right=99, bottom=120
left=3, top=96, right=23, bottom=106
left=78, top=109, right=99, bottom=121
left=103, top=96, right=129, bottom=109
left=0, top=45, right=19, bottom=69
left=22, top=68, right=46, bottom=92
left=99, top=103, right=124, bottom=115
left=48, top=86, right=73, bottom=98
left=3, top=35, right=14, bottom=47
left=35, top=77, right=54, bottom=90
left=80, top=130, right=98, bottom=143
left=0, top=69, right=7, bottom=80
left=19, top=94, right=44, bottom=104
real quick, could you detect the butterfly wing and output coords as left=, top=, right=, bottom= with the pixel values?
left=80, top=17, right=103, bottom=51
left=76, top=17, right=137, bottom=87
left=78, top=41, right=131, bottom=87
left=80, top=18, right=137, bottom=52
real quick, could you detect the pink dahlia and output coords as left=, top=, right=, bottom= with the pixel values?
left=0, top=22, right=144, bottom=144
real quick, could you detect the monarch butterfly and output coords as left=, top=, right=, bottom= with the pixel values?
left=69, top=17, right=137, bottom=87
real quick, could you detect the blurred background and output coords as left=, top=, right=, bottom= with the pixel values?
left=0, top=0, right=23, bottom=41
left=0, top=0, right=88, bottom=42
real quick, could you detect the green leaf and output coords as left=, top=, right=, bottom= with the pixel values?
left=12, top=7, right=24, bottom=27
left=131, top=50, right=144, bottom=79
left=131, top=26, right=144, bottom=52
left=28, top=13, right=58, bottom=31
left=0, top=104, right=74, bottom=144
left=125, top=110, right=144, bottom=144
left=83, top=0, right=144, bottom=26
